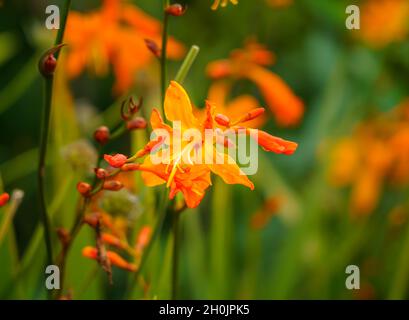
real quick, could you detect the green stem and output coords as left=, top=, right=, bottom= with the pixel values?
left=37, top=0, right=72, bottom=298
left=38, top=77, right=54, bottom=267
left=174, top=45, right=200, bottom=84
left=389, top=208, right=409, bottom=299
left=171, top=210, right=181, bottom=300
left=160, top=0, right=170, bottom=107
left=54, top=0, right=72, bottom=55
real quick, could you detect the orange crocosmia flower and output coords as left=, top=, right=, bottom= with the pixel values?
left=359, top=0, right=409, bottom=48
left=0, top=192, right=9, bottom=207
left=65, top=0, right=185, bottom=93
left=206, top=40, right=304, bottom=126
left=82, top=246, right=136, bottom=272
left=211, top=0, right=238, bottom=10
left=195, top=81, right=267, bottom=129
left=128, top=81, right=297, bottom=208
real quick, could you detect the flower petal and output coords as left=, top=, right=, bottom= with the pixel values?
left=164, top=81, right=199, bottom=129
left=248, top=129, right=298, bottom=155
left=206, top=148, right=254, bottom=190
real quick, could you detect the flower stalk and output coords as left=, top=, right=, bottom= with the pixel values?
left=161, top=0, right=170, bottom=106
left=175, top=45, right=200, bottom=83
left=37, top=0, right=72, bottom=272
left=171, top=210, right=181, bottom=300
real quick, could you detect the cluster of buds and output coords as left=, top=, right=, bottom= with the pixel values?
left=76, top=168, right=124, bottom=198
left=93, top=96, right=145, bottom=146
left=82, top=211, right=152, bottom=274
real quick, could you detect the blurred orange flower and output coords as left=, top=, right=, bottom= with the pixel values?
left=329, top=99, right=409, bottom=216
left=359, top=0, right=409, bottom=48
left=65, top=0, right=185, bottom=93
left=120, top=81, right=297, bottom=208
left=211, top=0, right=238, bottom=10
left=206, top=40, right=304, bottom=126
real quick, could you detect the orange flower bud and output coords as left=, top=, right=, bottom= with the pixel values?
left=77, top=182, right=92, bottom=197
left=215, top=113, right=231, bottom=127
left=104, top=153, right=128, bottom=168
left=101, top=233, right=127, bottom=250
left=94, top=168, right=107, bottom=180
left=94, top=126, right=110, bottom=145
left=0, top=192, right=10, bottom=207
left=83, top=247, right=136, bottom=272
left=144, top=39, right=161, bottom=58
left=126, top=117, right=147, bottom=131
left=121, top=163, right=141, bottom=172
left=165, top=4, right=186, bottom=16
left=107, top=251, right=136, bottom=272
left=103, top=180, right=124, bottom=191
left=82, top=246, right=98, bottom=259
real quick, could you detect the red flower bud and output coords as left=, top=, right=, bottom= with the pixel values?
left=38, top=44, right=65, bottom=77
left=77, top=182, right=92, bottom=197
left=126, top=117, right=147, bottom=131
left=104, top=153, right=128, bottom=168
left=215, top=113, right=231, bottom=127
left=0, top=192, right=10, bottom=207
left=103, top=180, right=124, bottom=191
left=165, top=4, right=186, bottom=16
left=144, top=39, right=161, bottom=58
left=94, top=126, right=110, bottom=145
left=94, top=168, right=107, bottom=180
left=43, top=55, right=57, bottom=76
